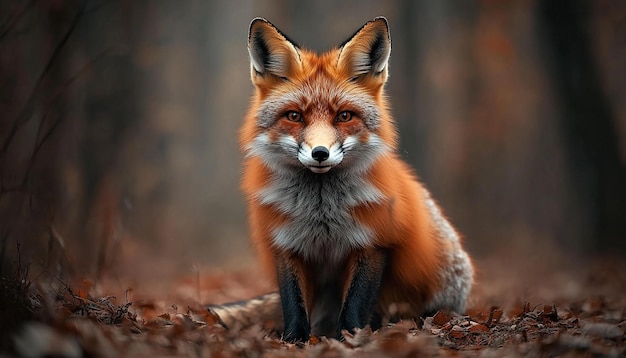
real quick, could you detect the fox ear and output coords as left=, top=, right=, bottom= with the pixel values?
left=337, top=17, right=391, bottom=80
left=248, top=18, right=301, bottom=80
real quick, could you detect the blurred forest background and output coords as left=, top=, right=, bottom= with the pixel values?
left=1, top=0, right=625, bottom=290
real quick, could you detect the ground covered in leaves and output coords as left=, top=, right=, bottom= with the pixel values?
left=2, top=253, right=625, bottom=357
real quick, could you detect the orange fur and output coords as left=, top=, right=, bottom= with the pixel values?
left=238, top=17, right=473, bottom=339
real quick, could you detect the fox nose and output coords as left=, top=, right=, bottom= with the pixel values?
left=311, top=146, right=330, bottom=162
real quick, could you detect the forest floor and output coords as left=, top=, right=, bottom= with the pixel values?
left=2, top=249, right=625, bottom=357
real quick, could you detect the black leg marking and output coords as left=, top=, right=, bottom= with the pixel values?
left=337, top=250, right=387, bottom=338
left=277, top=261, right=310, bottom=342
left=369, top=308, right=383, bottom=331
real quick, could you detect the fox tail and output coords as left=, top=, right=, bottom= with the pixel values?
left=208, top=292, right=283, bottom=332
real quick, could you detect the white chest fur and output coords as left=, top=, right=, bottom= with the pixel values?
left=257, top=169, right=385, bottom=262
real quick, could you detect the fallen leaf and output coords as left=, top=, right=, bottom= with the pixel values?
left=469, top=324, right=489, bottom=333
left=432, top=310, right=452, bottom=326
left=449, top=325, right=467, bottom=339
left=541, top=304, right=559, bottom=322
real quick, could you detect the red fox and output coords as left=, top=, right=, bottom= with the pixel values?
left=212, top=16, right=473, bottom=342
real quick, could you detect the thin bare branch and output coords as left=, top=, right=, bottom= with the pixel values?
left=1, top=1, right=85, bottom=156
left=0, top=0, right=36, bottom=42
left=20, top=50, right=110, bottom=187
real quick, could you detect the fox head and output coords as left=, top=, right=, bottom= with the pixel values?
left=241, top=17, right=397, bottom=174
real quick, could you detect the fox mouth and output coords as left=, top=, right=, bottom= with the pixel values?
left=308, top=165, right=332, bottom=174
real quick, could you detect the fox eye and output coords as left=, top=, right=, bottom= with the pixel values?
left=336, top=111, right=354, bottom=122
left=285, top=111, right=303, bottom=122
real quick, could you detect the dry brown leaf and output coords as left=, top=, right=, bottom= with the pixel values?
left=541, top=304, right=559, bottom=322
left=469, top=324, right=489, bottom=333
left=449, top=325, right=468, bottom=339
left=342, top=325, right=373, bottom=348
left=432, top=310, right=452, bottom=326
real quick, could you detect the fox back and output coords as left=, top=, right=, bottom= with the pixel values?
left=235, top=17, right=473, bottom=342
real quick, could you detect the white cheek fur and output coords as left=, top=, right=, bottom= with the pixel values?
left=245, top=133, right=301, bottom=173
left=247, top=132, right=389, bottom=176
left=247, top=131, right=390, bottom=261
